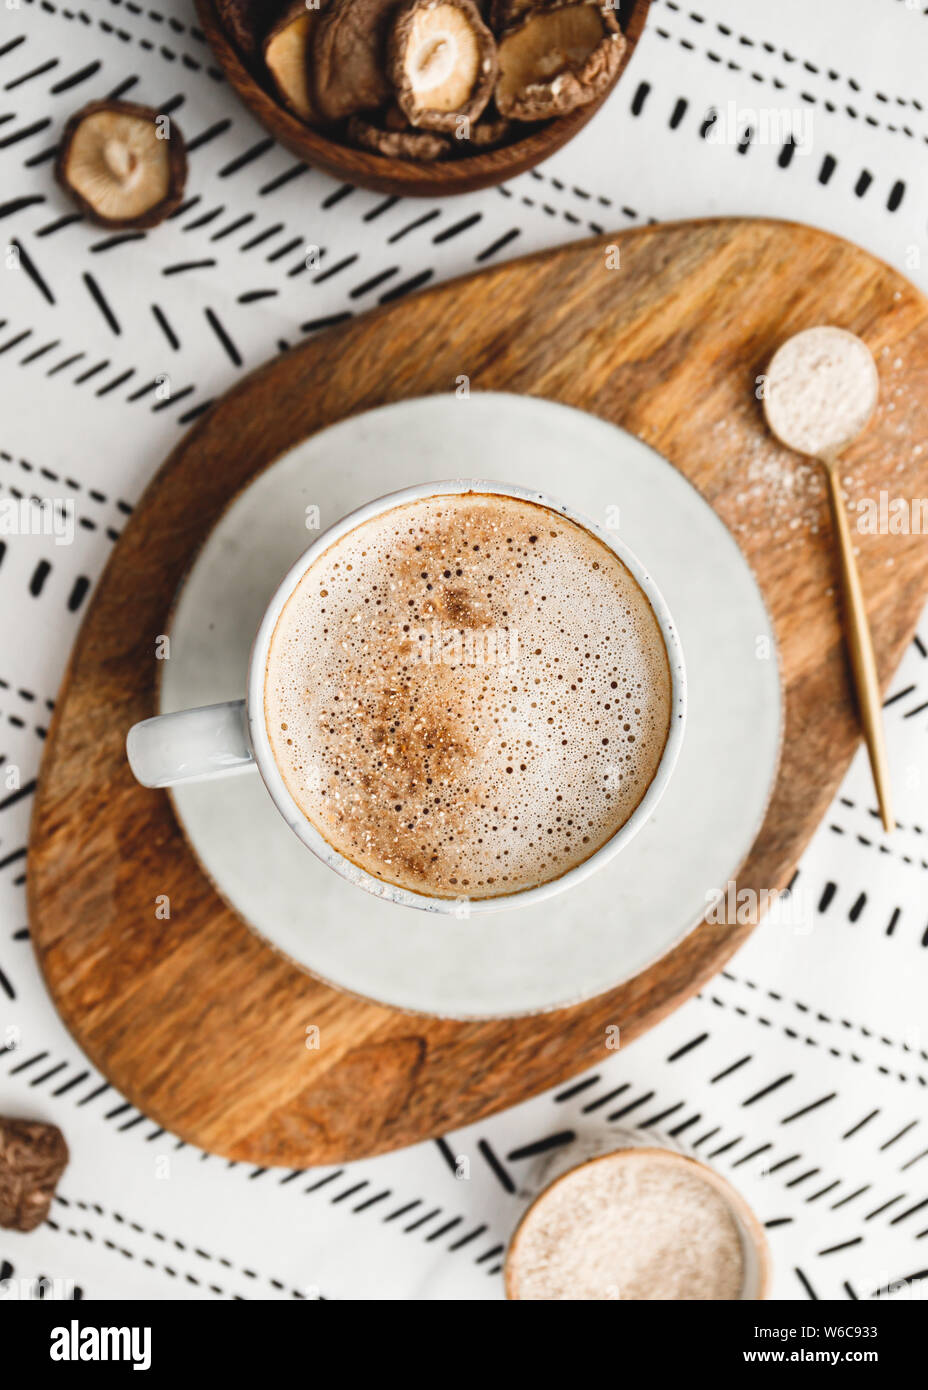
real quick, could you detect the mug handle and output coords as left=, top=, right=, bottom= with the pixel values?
left=126, top=700, right=254, bottom=788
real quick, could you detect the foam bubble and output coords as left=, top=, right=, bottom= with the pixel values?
left=264, top=493, right=672, bottom=899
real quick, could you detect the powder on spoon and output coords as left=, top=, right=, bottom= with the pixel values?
left=764, top=324, right=879, bottom=459
left=506, top=1150, right=747, bottom=1301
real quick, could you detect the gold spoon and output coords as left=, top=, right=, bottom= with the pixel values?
left=764, top=325, right=894, bottom=834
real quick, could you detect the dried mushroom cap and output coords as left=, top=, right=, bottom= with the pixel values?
left=495, top=3, right=625, bottom=121
left=460, top=109, right=513, bottom=147
left=0, top=1116, right=69, bottom=1234
left=388, top=0, right=498, bottom=133
left=312, top=0, right=401, bottom=122
left=55, top=101, right=187, bottom=229
left=382, top=103, right=411, bottom=131
left=264, top=1, right=325, bottom=123
left=347, top=113, right=450, bottom=160
left=215, top=0, right=284, bottom=57
left=489, top=0, right=559, bottom=33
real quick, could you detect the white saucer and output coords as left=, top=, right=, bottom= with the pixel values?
left=160, top=394, right=781, bottom=1018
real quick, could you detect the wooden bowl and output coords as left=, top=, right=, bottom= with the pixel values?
left=194, top=0, right=653, bottom=198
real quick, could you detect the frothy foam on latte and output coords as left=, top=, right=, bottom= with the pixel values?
left=264, top=492, right=672, bottom=899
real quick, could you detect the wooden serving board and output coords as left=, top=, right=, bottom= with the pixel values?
left=29, top=219, right=928, bottom=1165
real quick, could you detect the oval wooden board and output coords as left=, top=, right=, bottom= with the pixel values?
left=29, top=219, right=928, bottom=1165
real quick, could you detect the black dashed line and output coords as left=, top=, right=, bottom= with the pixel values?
left=259, top=163, right=308, bottom=196
left=90, top=232, right=146, bottom=253
left=887, top=179, right=905, bottom=211
left=819, top=1236, right=863, bottom=1256
left=73, top=359, right=109, bottom=384
left=0, top=194, right=45, bottom=220
left=204, top=307, right=241, bottom=366
left=183, top=205, right=225, bottom=232
left=313, top=253, right=358, bottom=284
left=96, top=368, right=134, bottom=397
left=186, top=118, right=232, bottom=153
left=218, top=137, right=275, bottom=177
left=20, top=339, right=58, bottom=364
left=0, top=117, right=52, bottom=149
left=506, top=1131, right=574, bottom=1162
left=554, top=1075, right=599, bottom=1101
left=35, top=212, right=83, bottom=237
left=380, top=269, right=433, bottom=303
left=667, top=1032, right=709, bottom=1062
left=743, top=1073, right=794, bottom=1106
left=388, top=209, right=440, bottom=244
left=49, top=59, right=101, bottom=93
left=432, top=212, right=482, bottom=243
left=162, top=259, right=216, bottom=275
left=608, top=1091, right=654, bottom=1121
left=477, top=1139, right=514, bottom=1193
left=582, top=1083, right=630, bottom=1113
left=630, top=80, right=650, bottom=115
left=0, top=329, right=32, bottom=355
left=82, top=273, right=120, bottom=334
left=240, top=224, right=282, bottom=251
left=151, top=302, right=179, bottom=350
left=267, top=236, right=302, bottom=262
left=211, top=213, right=254, bottom=242
left=350, top=266, right=398, bottom=299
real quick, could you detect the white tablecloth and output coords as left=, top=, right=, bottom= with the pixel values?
left=1, top=0, right=927, bottom=1301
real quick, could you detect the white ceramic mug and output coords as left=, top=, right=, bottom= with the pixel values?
left=127, top=479, right=686, bottom=915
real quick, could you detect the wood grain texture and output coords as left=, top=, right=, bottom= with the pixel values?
left=193, top=0, right=652, bottom=197
left=28, top=218, right=928, bottom=1164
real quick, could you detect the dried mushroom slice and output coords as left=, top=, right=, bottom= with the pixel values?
left=55, top=101, right=187, bottom=229
left=347, top=113, right=450, bottom=160
left=264, top=1, right=325, bottom=123
left=495, top=3, right=625, bottom=121
left=388, top=0, right=498, bottom=133
left=312, top=0, right=401, bottom=122
left=216, top=0, right=284, bottom=57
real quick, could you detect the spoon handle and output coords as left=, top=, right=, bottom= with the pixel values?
left=822, top=463, right=895, bottom=833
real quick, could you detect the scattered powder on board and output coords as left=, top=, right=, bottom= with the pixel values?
left=719, top=338, right=914, bottom=564
left=510, top=1154, right=745, bottom=1301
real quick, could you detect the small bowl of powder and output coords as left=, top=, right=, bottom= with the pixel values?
left=504, top=1138, right=770, bottom=1301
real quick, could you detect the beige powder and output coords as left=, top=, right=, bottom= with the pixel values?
left=508, top=1151, right=745, bottom=1301
left=764, top=325, right=879, bottom=459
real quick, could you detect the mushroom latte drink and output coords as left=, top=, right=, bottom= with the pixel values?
left=264, top=492, right=672, bottom=900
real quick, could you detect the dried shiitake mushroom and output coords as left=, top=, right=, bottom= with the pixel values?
left=382, top=103, right=411, bottom=130
left=459, top=109, right=513, bottom=147
left=495, top=2, right=625, bottom=121
left=489, top=0, right=558, bottom=33
left=264, top=0, right=326, bottom=123
left=55, top=101, right=187, bottom=229
left=312, top=0, right=402, bottom=122
left=388, top=0, right=497, bottom=133
left=0, top=1116, right=69, bottom=1234
left=347, top=113, right=450, bottom=159
left=215, top=0, right=282, bottom=57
